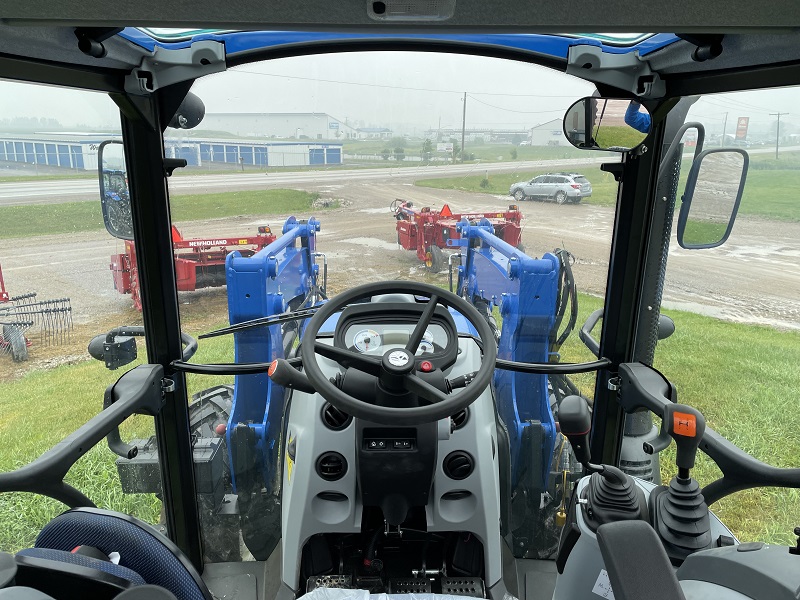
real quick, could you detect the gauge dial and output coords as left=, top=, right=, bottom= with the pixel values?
left=416, top=331, right=435, bottom=354
left=353, top=329, right=381, bottom=353
left=416, top=341, right=434, bottom=355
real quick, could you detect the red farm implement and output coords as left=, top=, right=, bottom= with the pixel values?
left=111, top=224, right=277, bottom=311
left=391, top=199, right=523, bottom=272
left=1, top=262, right=73, bottom=362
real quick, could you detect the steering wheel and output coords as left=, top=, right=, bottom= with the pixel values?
left=301, top=281, right=497, bottom=426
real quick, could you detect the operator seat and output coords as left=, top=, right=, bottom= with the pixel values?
left=14, top=507, right=212, bottom=600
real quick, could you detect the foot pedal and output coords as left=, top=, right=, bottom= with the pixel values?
left=440, top=577, right=485, bottom=597
left=389, top=579, right=432, bottom=594
left=307, top=575, right=353, bottom=593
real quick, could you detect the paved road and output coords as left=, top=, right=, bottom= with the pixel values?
left=0, top=157, right=611, bottom=206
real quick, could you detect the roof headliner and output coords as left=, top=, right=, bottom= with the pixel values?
left=2, top=0, right=799, bottom=31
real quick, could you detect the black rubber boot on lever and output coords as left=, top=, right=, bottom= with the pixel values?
left=559, top=395, right=647, bottom=531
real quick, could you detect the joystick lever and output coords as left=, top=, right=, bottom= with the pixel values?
left=650, top=403, right=712, bottom=561
left=658, top=403, right=705, bottom=479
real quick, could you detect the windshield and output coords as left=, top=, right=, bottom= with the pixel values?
left=161, top=51, right=617, bottom=563
left=6, top=41, right=799, bottom=581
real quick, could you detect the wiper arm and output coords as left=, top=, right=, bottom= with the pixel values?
left=199, top=307, right=321, bottom=339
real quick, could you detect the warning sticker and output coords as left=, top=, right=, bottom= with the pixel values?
left=591, top=570, right=615, bottom=599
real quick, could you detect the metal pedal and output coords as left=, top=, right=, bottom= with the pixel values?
left=306, top=575, right=353, bottom=593
left=440, top=577, right=485, bottom=597
left=389, top=578, right=432, bottom=594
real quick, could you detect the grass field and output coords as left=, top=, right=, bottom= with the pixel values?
left=2, top=289, right=800, bottom=550
left=0, top=296, right=235, bottom=552
left=0, top=189, right=325, bottom=240
left=416, top=167, right=621, bottom=206
left=417, top=159, right=800, bottom=221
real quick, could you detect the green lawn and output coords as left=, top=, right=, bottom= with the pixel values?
left=0, top=312, right=235, bottom=552
left=0, top=189, right=324, bottom=240
left=0, top=173, right=94, bottom=183
left=418, top=159, right=800, bottom=221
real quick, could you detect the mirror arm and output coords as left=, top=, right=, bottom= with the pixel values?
left=659, top=121, right=705, bottom=174
left=164, top=157, right=187, bottom=177
left=600, top=162, right=624, bottom=182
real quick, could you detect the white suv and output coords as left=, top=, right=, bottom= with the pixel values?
left=509, top=172, right=592, bottom=204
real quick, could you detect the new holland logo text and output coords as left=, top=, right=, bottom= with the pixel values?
left=188, top=239, right=232, bottom=247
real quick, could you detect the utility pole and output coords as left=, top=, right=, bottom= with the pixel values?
left=721, top=112, right=728, bottom=147
left=461, top=92, right=467, bottom=163
left=770, top=112, right=788, bottom=159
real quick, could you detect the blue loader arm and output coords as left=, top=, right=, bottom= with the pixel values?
left=450, top=219, right=559, bottom=491
left=224, top=216, right=322, bottom=495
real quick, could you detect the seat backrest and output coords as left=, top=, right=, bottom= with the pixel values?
left=34, top=508, right=212, bottom=600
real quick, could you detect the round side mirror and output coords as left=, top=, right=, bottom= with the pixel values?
left=563, top=97, right=651, bottom=152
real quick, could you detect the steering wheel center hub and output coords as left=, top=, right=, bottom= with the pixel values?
left=383, top=349, right=414, bottom=374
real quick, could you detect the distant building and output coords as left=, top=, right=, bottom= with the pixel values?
left=356, top=127, right=393, bottom=140
left=0, top=133, right=343, bottom=170
left=529, top=119, right=565, bottom=146
left=422, top=128, right=529, bottom=143
left=199, top=113, right=358, bottom=140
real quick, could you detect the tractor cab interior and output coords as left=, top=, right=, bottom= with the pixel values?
left=1, top=9, right=800, bottom=600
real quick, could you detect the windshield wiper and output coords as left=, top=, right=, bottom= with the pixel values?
left=199, top=307, right=321, bottom=339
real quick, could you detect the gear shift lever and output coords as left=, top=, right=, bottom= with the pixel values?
left=559, top=394, right=593, bottom=467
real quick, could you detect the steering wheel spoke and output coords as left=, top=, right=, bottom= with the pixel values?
left=313, top=342, right=382, bottom=376
left=405, top=294, right=439, bottom=353
left=404, top=372, right=450, bottom=404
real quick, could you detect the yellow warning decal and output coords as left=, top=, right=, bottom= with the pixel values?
left=286, top=434, right=295, bottom=483
left=239, top=239, right=248, bottom=245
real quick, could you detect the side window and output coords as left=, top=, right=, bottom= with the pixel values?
left=0, top=81, right=160, bottom=553
left=651, top=86, right=800, bottom=546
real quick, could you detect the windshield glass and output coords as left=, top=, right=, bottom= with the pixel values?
left=157, top=51, right=619, bottom=563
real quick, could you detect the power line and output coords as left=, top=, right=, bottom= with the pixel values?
left=231, top=67, right=580, bottom=99
left=702, top=97, right=772, bottom=114
left=466, top=94, right=566, bottom=115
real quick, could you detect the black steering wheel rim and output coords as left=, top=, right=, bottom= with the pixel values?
left=301, top=280, right=497, bottom=425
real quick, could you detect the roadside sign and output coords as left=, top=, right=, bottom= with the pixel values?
left=437, top=143, right=454, bottom=152
left=735, top=117, right=749, bottom=140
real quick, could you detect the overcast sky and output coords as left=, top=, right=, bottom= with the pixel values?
left=0, top=51, right=798, bottom=134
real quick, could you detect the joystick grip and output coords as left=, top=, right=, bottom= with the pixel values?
left=662, top=404, right=705, bottom=476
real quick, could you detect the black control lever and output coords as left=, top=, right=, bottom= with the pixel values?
left=268, top=358, right=317, bottom=394
left=447, top=371, right=478, bottom=391
left=559, top=394, right=593, bottom=466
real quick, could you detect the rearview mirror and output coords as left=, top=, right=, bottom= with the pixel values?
left=678, top=149, right=748, bottom=249
left=563, top=97, right=651, bottom=152
left=98, top=140, right=133, bottom=240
